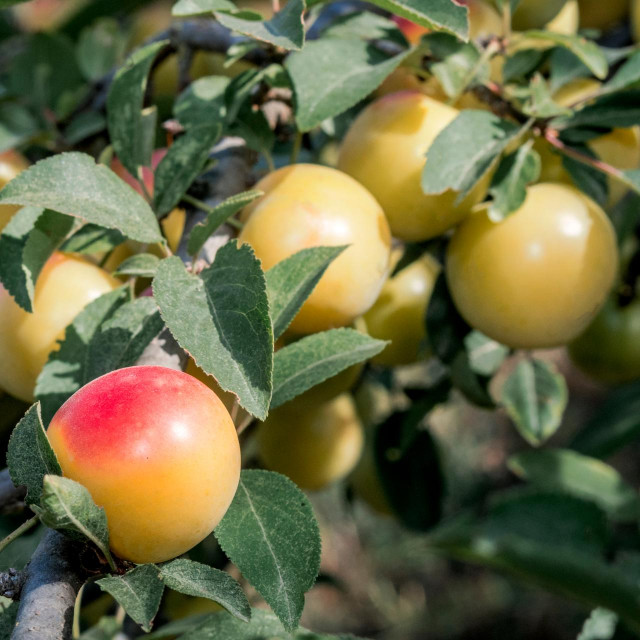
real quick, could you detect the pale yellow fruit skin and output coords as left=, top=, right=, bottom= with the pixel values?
left=447, top=183, right=618, bottom=349
left=633, top=0, right=640, bottom=41
left=364, top=256, right=440, bottom=366
left=238, top=164, right=391, bottom=334
left=338, top=91, right=490, bottom=242
left=467, top=0, right=503, bottom=39
left=0, top=151, right=29, bottom=232
left=579, top=0, right=628, bottom=29
left=546, top=0, right=580, bottom=33
left=511, top=0, right=568, bottom=30
left=257, top=394, right=365, bottom=491
left=536, top=79, right=640, bottom=208
left=0, top=253, right=120, bottom=402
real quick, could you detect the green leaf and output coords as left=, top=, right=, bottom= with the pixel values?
left=320, top=11, right=407, bottom=45
left=78, top=616, right=122, bottom=640
left=578, top=609, right=618, bottom=640
left=286, top=38, right=409, bottom=132
left=374, top=401, right=446, bottom=531
left=488, top=142, right=541, bottom=221
left=423, top=33, right=486, bottom=98
left=521, top=31, right=607, bottom=79
left=365, top=0, right=468, bottom=40
left=216, top=0, right=305, bottom=51
left=7, top=403, right=61, bottom=506
left=97, top=564, right=164, bottom=633
left=36, top=287, right=132, bottom=423
left=500, top=358, right=568, bottom=446
left=172, top=0, right=235, bottom=15
left=562, top=145, right=609, bottom=207
left=60, top=224, right=126, bottom=255
left=502, top=48, right=545, bottom=83
left=106, top=41, right=168, bottom=176
left=570, top=380, right=640, bottom=458
left=112, top=253, right=159, bottom=278
left=159, top=559, right=250, bottom=621
left=9, top=34, right=85, bottom=118
left=426, top=272, right=471, bottom=364
left=450, top=351, right=495, bottom=408
left=555, top=90, right=640, bottom=130
left=265, top=246, right=346, bottom=339
left=85, top=297, right=165, bottom=381
left=174, top=76, right=229, bottom=129
left=153, top=243, right=272, bottom=420
left=0, top=152, right=162, bottom=243
left=463, top=331, right=509, bottom=376
left=36, top=475, right=114, bottom=568
left=508, top=449, right=640, bottom=522
left=0, top=602, right=18, bottom=640
left=271, top=329, right=387, bottom=409
left=214, top=470, right=321, bottom=632
left=521, top=73, right=572, bottom=119
left=77, top=18, right=127, bottom=82
left=187, top=190, right=262, bottom=258
left=0, top=207, right=74, bottom=312
left=64, top=111, right=107, bottom=146
left=604, top=50, right=640, bottom=93
left=153, top=124, right=222, bottom=217
left=423, top=111, right=520, bottom=202
left=150, top=608, right=368, bottom=640
left=427, top=491, right=640, bottom=634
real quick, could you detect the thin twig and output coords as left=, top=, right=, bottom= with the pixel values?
left=0, top=516, right=38, bottom=556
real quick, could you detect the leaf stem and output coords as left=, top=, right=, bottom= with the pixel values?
left=72, top=583, right=84, bottom=639
left=182, top=194, right=244, bottom=230
left=0, top=515, right=38, bottom=555
left=290, top=130, right=303, bottom=165
left=264, top=150, right=276, bottom=173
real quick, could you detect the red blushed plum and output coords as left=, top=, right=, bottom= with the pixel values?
left=47, top=366, right=241, bottom=564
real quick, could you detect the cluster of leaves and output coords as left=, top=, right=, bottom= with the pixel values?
left=0, top=0, right=639, bottom=638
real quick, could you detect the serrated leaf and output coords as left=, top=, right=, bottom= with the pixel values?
left=174, top=76, right=229, bottom=129
left=265, top=246, right=346, bottom=339
left=97, top=564, right=164, bottom=633
left=578, top=609, right=618, bottom=640
left=214, top=470, right=321, bottom=632
left=508, top=449, right=640, bottom=523
left=216, top=0, right=305, bottom=51
left=522, top=31, right=607, bottom=79
left=570, top=379, right=640, bottom=458
left=7, top=403, right=61, bottom=506
left=60, top=223, right=126, bottom=255
left=188, top=190, right=262, bottom=258
left=464, top=331, right=509, bottom=376
left=153, top=243, right=272, bottom=419
left=172, top=0, right=235, bottom=15
left=286, top=38, right=409, bottom=132
left=36, top=287, right=131, bottom=423
left=500, top=358, right=568, bottom=446
left=153, top=124, right=222, bottom=217
left=366, top=0, right=468, bottom=40
left=0, top=153, right=162, bottom=243
left=271, top=329, right=387, bottom=409
left=113, top=253, right=160, bottom=277
left=160, top=559, right=250, bottom=621
left=0, top=207, right=76, bottom=312
left=36, top=475, right=114, bottom=567
left=488, top=143, right=541, bottom=221
left=424, top=33, right=486, bottom=98
left=85, top=297, right=164, bottom=381
left=107, top=41, right=169, bottom=176
left=423, top=111, right=520, bottom=202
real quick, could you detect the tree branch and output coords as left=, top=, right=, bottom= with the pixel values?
left=11, top=531, right=87, bottom=640
left=10, top=136, right=257, bottom=640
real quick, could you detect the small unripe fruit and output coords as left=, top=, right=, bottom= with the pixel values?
left=257, top=394, right=364, bottom=491
left=238, top=164, right=391, bottom=334
left=569, top=296, right=640, bottom=385
left=364, top=256, right=440, bottom=366
left=511, top=0, right=568, bottom=30
left=47, top=366, right=241, bottom=564
left=447, top=183, right=618, bottom=349
left=0, top=252, right=120, bottom=402
left=338, top=91, right=489, bottom=242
